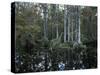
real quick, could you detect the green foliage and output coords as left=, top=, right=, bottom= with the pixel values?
left=73, top=43, right=86, bottom=49
left=41, top=37, right=49, bottom=48
left=59, top=42, right=73, bottom=48
left=49, top=33, right=63, bottom=48
left=81, top=7, right=97, bottom=43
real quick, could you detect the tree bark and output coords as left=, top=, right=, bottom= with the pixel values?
left=64, top=5, right=67, bottom=42
left=43, top=4, right=48, bottom=38
left=56, top=5, right=59, bottom=39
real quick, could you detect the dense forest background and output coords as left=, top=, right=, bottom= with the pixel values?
left=13, top=2, right=97, bottom=72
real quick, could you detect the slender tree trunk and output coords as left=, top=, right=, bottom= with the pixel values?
left=68, top=15, right=70, bottom=42
left=64, top=5, right=67, bottom=42
left=56, top=5, right=59, bottom=39
left=71, top=18, right=73, bottom=42
left=74, top=6, right=81, bottom=43
left=78, top=7, right=81, bottom=43
left=43, top=4, right=48, bottom=38
left=75, top=7, right=78, bottom=42
left=51, top=5, right=56, bottom=39
left=68, top=6, right=71, bottom=42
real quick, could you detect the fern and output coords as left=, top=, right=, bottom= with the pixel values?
left=49, top=33, right=63, bottom=48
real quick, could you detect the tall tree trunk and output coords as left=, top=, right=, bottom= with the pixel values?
left=51, top=4, right=56, bottom=39
left=75, top=6, right=81, bottom=43
left=64, top=5, right=67, bottom=42
left=78, top=7, right=81, bottom=43
left=68, top=6, right=71, bottom=42
left=75, top=6, right=78, bottom=42
left=68, top=14, right=70, bottom=42
left=43, top=4, right=48, bottom=38
left=56, top=5, right=59, bottom=39
left=71, top=18, right=73, bottom=42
